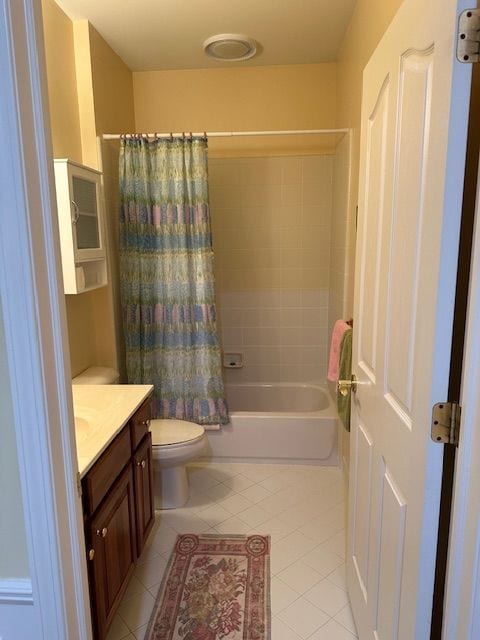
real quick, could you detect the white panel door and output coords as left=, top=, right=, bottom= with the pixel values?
left=347, top=0, right=472, bottom=638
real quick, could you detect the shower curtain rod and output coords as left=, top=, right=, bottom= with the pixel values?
left=102, top=128, right=349, bottom=140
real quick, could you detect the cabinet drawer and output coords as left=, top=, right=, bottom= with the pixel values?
left=83, top=427, right=132, bottom=516
left=130, top=398, right=153, bottom=450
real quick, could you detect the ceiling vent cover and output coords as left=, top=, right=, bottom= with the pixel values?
left=203, top=34, right=257, bottom=61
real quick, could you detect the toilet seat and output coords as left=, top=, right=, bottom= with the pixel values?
left=150, top=419, right=205, bottom=447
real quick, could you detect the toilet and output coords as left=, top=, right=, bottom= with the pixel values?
left=72, top=367, right=207, bottom=509
left=149, top=418, right=206, bottom=509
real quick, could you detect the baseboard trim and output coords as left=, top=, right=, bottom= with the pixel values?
left=0, top=578, right=33, bottom=604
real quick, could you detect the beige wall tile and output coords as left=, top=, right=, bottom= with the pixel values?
left=281, top=184, right=303, bottom=207
left=279, top=308, right=304, bottom=327
left=302, top=155, right=332, bottom=184
left=210, top=154, right=336, bottom=383
left=240, top=161, right=282, bottom=186
left=281, top=158, right=303, bottom=184
left=303, top=180, right=332, bottom=207
left=281, top=248, right=305, bottom=268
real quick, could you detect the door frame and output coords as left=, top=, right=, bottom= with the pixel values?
left=0, top=0, right=91, bottom=637
left=442, top=71, right=480, bottom=639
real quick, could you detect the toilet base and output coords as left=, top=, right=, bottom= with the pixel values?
left=154, top=464, right=189, bottom=509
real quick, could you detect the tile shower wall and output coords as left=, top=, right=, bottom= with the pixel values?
left=209, top=155, right=333, bottom=383
left=328, top=135, right=353, bottom=336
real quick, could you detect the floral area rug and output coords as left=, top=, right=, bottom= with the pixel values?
left=144, top=533, right=271, bottom=640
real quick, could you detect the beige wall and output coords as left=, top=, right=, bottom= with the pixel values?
left=210, top=155, right=332, bottom=383
left=42, top=0, right=135, bottom=377
left=0, top=297, right=29, bottom=579
left=42, top=0, right=96, bottom=376
left=88, top=25, right=135, bottom=137
left=41, top=0, right=82, bottom=163
left=133, top=64, right=337, bottom=156
left=87, top=23, right=135, bottom=378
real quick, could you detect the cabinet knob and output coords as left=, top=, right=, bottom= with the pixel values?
left=141, top=419, right=150, bottom=428
left=136, top=459, right=146, bottom=468
left=96, top=527, right=108, bottom=538
left=88, top=549, right=95, bottom=561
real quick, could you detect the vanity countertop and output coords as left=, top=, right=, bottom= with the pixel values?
left=72, top=384, right=153, bottom=477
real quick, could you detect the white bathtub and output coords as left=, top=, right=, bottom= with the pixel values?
left=205, top=383, right=339, bottom=465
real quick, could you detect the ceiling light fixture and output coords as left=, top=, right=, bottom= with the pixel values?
left=203, top=33, right=257, bottom=61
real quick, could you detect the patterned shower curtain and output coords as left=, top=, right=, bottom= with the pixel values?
left=119, top=136, right=228, bottom=425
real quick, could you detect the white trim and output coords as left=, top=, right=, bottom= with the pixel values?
left=0, top=0, right=91, bottom=638
left=0, top=579, right=34, bottom=605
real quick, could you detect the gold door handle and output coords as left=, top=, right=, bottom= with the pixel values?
left=337, top=374, right=370, bottom=396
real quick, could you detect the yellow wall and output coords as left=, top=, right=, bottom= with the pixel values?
left=133, top=64, right=337, bottom=156
left=88, top=25, right=135, bottom=137
left=87, top=23, right=135, bottom=379
left=41, top=0, right=82, bottom=163
left=42, top=0, right=134, bottom=376
left=42, top=0, right=96, bottom=376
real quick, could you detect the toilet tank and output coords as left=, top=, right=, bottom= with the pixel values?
left=72, top=366, right=119, bottom=384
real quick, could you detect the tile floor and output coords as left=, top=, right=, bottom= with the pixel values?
left=107, top=462, right=358, bottom=640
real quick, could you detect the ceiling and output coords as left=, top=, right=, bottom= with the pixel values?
left=54, top=0, right=356, bottom=72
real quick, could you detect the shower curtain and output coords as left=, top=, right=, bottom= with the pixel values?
left=119, top=135, right=228, bottom=425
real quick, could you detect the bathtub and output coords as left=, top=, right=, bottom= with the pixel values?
left=205, top=383, right=339, bottom=465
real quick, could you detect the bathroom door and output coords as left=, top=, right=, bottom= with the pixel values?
left=347, top=0, right=472, bottom=638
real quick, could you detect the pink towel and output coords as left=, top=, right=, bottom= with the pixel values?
left=327, top=320, right=351, bottom=381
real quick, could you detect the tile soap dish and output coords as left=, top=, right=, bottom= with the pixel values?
left=223, top=352, right=244, bottom=368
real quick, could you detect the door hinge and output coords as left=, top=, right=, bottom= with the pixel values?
left=431, top=402, right=461, bottom=446
left=76, top=471, right=82, bottom=498
left=457, top=9, right=480, bottom=63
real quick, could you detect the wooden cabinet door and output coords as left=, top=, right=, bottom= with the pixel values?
left=88, top=465, right=137, bottom=640
left=133, top=433, right=155, bottom=556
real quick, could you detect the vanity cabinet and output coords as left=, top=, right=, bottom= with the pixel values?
left=88, top=466, right=137, bottom=639
left=82, top=399, right=154, bottom=640
left=133, top=433, right=155, bottom=556
left=53, top=159, right=107, bottom=294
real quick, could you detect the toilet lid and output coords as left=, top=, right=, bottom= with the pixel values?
left=150, top=419, right=205, bottom=446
